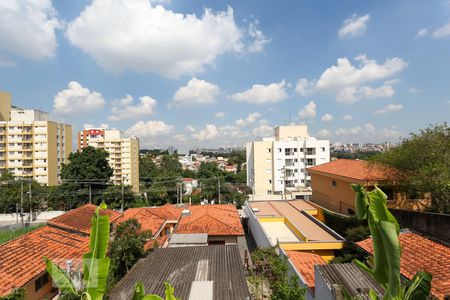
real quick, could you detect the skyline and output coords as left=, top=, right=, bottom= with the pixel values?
left=1, top=0, right=449, bottom=150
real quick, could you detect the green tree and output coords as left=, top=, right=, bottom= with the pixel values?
left=159, top=155, right=182, bottom=178
left=0, top=288, right=25, bottom=300
left=147, top=182, right=169, bottom=205
left=371, top=123, right=450, bottom=213
left=107, top=219, right=151, bottom=294
left=101, top=185, right=135, bottom=209
left=198, top=162, right=223, bottom=179
left=139, top=155, right=160, bottom=183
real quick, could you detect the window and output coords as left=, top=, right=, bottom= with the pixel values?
left=266, top=148, right=271, bottom=153
left=294, top=148, right=298, bottom=152
left=321, top=147, right=325, bottom=152
left=267, top=190, right=272, bottom=195
left=332, top=180, right=337, bottom=187
left=267, top=179, right=272, bottom=184
left=165, top=227, right=171, bottom=235
left=35, top=273, right=49, bottom=291
left=278, top=148, right=282, bottom=153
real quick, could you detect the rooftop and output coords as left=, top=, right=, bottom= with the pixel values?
left=0, top=226, right=89, bottom=296
left=109, top=245, right=250, bottom=300
left=307, top=159, right=390, bottom=182
left=47, top=204, right=122, bottom=235
left=357, top=231, right=450, bottom=299
left=175, top=204, right=244, bottom=236
left=285, top=251, right=325, bottom=289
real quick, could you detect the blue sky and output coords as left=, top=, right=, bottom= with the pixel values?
left=0, top=0, right=449, bottom=151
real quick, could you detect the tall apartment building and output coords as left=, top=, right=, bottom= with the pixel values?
left=246, top=125, right=330, bottom=198
left=0, top=92, right=72, bottom=185
left=78, top=128, right=140, bottom=192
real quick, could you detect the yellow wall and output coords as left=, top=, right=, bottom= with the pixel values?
left=252, top=141, right=274, bottom=195
left=46, top=122, right=57, bottom=186
left=0, top=91, right=11, bottom=121
left=130, top=137, right=140, bottom=192
left=275, top=125, right=308, bottom=140
left=64, top=124, right=72, bottom=164
left=22, top=274, right=56, bottom=300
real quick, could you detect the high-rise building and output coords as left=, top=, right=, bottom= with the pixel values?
left=78, top=128, right=140, bottom=192
left=246, top=125, right=330, bottom=199
left=0, top=92, right=72, bottom=185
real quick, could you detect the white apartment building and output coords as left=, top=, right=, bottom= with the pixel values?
left=78, top=128, right=140, bottom=192
left=0, top=92, right=72, bottom=185
left=246, top=125, right=330, bottom=199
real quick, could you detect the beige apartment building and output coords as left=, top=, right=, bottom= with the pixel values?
left=78, top=128, right=140, bottom=192
left=246, top=125, right=330, bottom=199
left=0, top=92, right=72, bottom=185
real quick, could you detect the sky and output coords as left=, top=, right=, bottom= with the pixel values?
left=0, top=0, right=449, bottom=151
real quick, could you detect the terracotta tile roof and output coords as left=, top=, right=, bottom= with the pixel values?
left=0, top=226, right=89, bottom=296
left=175, top=204, right=244, bottom=236
left=357, top=232, right=450, bottom=299
left=145, top=235, right=169, bottom=251
left=48, top=204, right=122, bottom=235
left=285, top=250, right=326, bottom=289
left=307, top=159, right=390, bottom=182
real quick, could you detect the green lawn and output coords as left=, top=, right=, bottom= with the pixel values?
left=0, top=223, right=45, bottom=244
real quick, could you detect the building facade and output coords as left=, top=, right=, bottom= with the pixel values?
left=0, top=92, right=72, bottom=185
left=78, top=128, right=139, bottom=192
left=246, top=125, right=330, bottom=198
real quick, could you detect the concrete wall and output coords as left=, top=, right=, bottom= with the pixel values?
left=390, top=209, right=450, bottom=243
left=243, top=202, right=271, bottom=248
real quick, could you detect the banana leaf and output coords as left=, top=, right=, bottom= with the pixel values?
left=379, top=221, right=401, bottom=299
left=403, top=271, right=432, bottom=300
left=44, top=256, right=78, bottom=297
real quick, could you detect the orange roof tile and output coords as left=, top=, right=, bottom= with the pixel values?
left=285, top=251, right=326, bottom=289
left=120, top=208, right=166, bottom=236
left=48, top=204, right=122, bottom=235
left=308, top=159, right=391, bottom=182
left=357, top=232, right=450, bottom=299
left=0, top=226, right=89, bottom=296
left=175, top=204, right=244, bottom=236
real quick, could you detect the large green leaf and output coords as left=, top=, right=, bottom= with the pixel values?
left=43, top=256, right=78, bottom=297
left=132, top=282, right=146, bottom=300
left=403, top=271, right=432, bottom=300
left=378, top=221, right=401, bottom=299
left=351, top=184, right=369, bottom=219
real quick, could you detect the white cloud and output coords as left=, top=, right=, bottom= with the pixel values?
left=126, top=120, right=173, bottom=137
left=432, top=21, right=450, bottom=38
left=342, top=114, right=353, bottom=121
left=230, top=80, right=288, bottom=104
left=295, top=78, right=314, bottom=97
left=235, top=112, right=261, bottom=126
left=214, top=112, right=226, bottom=119
left=321, top=113, right=333, bottom=122
left=192, top=124, right=218, bottom=141
left=374, top=104, right=403, bottom=115
left=415, top=27, right=429, bottom=38
left=66, top=0, right=244, bottom=77
left=109, top=95, right=157, bottom=121
left=317, top=129, right=331, bottom=138
left=174, top=134, right=187, bottom=142
left=408, top=86, right=420, bottom=94
left=171, top=77, right=220, bottom=107
left=185, top=125, right=196, bottom=132
left=84, top=123, right=109, bottom=129
left=338, top=14, right=370, bottom=38
left=248, top=20, right=271, bottom=53
left=0, top=0, right=62, bottom=60
left=53, top=81, right=106, bottom=115
left=334, top=123, right=401, bottom=142
left=298, top=101, right=316, bottom=118
left=252, top=124, right=273, bottom=137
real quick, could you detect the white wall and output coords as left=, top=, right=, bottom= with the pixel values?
left=243, top=202, right=271, bottom=248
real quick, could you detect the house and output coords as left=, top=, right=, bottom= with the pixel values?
left=244, top=200, right=345, bottom=262
left=119, top=204, right=182, bottom=249
left=0, top=204, right=121, bottom=300
left=357, top=230, right=450, bottom=299
left=224, top=165, right=237, bottom=173
left=182, top=178, right=198, bottom=195
left=307, top=159, right=392, bottom=215
left=175, top=204, right=245, bottom=245
left=108, top=245, right=250, bottom=300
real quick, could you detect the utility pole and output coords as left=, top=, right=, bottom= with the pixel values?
left=20, top=181, right=24, bottom=228
left=29, top=180, right=32, bottom=223
left=218, top=177, right=221, bottom=204
left=121, top=177, right=124, bottom=212
left=88, top=184, right=92, bottom=204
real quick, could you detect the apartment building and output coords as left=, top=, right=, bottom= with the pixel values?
left=78, top=128, right=139, bottom=192
left=0, top=92, right=72, bottom=185
left=246, top=125, right=329, bottom=199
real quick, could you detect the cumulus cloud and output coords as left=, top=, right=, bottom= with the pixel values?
left=338, top=14, right=370, bottom=38
left=374, top=104, right=403, bottom=115
left=342, top=114, right=353, bottom=121
left=126, top=120, right=173, bottom=137
left=230, top=80, right=288, bottom=104
left=214, top=112, right=226, bottom=119
left=295, top=78, right=314, bottom=97
left=252, top=124, right=273, bottom=137
left=185, top=125, right=196, bottom=132
left=248, top=20, right=271, bottom=53
left=109, top=95, right=157, bottom=120
left=408, top=86, right=420, bottom=94
left=415, top=27, right=429, bottom=38
left=432, top=22, right=450, bottom=38
left=235, top=112, right=261, bottom=126
left=334, top=123, right=401, bottom=141
left=298, top=101, right=316, bottom=118
left=171, top=77, right=220, bottom=107
left=66, top=0, right=245, bottom=77
left=84, top=123, right=109, bottom=129
left=53, top=81, right=106, bottom=115
left=192, top=124, right=218, bottom=141
left=0, top=0, right=62, bottom=60
left=321, top=113, right=333, bottom=122
left=317, top=129, right=331, bottom=138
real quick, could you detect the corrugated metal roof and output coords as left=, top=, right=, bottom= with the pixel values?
left=189, top=281, right=213, bottom=300
left=316, top=263, right=384, bottom=300
left=168, top=233, right=208, bottom=245
left=109, top=245, right=250, bottom=300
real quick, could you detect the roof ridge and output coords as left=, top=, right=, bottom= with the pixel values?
left=198, top=212, right=242, bottom=233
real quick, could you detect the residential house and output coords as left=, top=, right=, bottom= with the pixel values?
left=357, top=230, right=450, bottom=299
left=0, top=204, right=121, bottom=300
